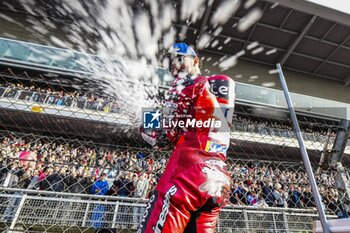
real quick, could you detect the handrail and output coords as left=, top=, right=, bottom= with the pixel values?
left=0, top=187, right=331, bottom=214
left=0, top=86, right=120, bottom=114
left=1, top=86, right=344, bottom=146
left=0, top=187, right=148, bottom=203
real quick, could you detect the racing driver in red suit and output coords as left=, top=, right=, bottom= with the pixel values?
left=139, top=42, right=236, bottom=233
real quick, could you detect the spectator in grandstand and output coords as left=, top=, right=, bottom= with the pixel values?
left=261, top=181, right=275, bottom=207
left=105, top=166, right=117, bottom=178
left=0, top=134, right=342, bottom=214
left=0, top=81, right=120, bottom=114
left=64, top=170, right=85, bottom=193
left=95, top=97, right=104, bottom=111
left=86, top=94, right=95, bottom=110
left=54, top=90, right=64, bottom=106
left=82, top=172, right=95, bottom=194
left=247, top=120, right=255, bottom=132
left=90, top=172, right=109, bottom=229
left=110, top=101, right=120, bottom=113
left=110, top=172, right=133, bottom=197
left=325, top=187, right=340, bottom=214
left=252, top=193, right=268, bottom=208
left=0, top=159, right=8, bottom=186
left=147, top=173, right=157, bottom=196
left=133, top=172, right=149, bottom=198
left=230, top=181, right=246, bottom=206
left=47, top=165, right=65, bottom=192
left=303, top=185, right=315, bottom=208
left=289, top=185, right=303, bottom=208
left=246, top=189, right=258, bottom=206
left=128, top=152, right=138, bottom=171
left=113, top=153, right=123, bottom=173
left=1, top=161, right=24, bottom=188
left=273, top=183, right=287, bottom=208
left=2, top=83, right=17, bottom=98
left=136, top=151, right=146, bottom=170
left=233, top=116, right=332, bottom=143
left=32, top=88, right=41, bottom=102
left=39, top=167, right=51, bottom=191
left=27, top=169, right=40, bottom=190
left=17, top=170, right=31, bottom=189
left=91, top=172, right=109, bottom=195
left=258, top=122, right=268, bottom=135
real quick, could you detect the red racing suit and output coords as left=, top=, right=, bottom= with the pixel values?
left=138, top=74, right=235, bottom=233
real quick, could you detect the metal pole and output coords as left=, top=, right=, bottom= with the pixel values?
left=243, top=209, right=250, bottom=232
left=9, top=194, right=27, bottom=230
left=282, top=211, right=290, bottom=233
left=82, top=202, right=90, bottom=227
left=276, top=63, right=331, bottom=233
left=111, top=201, right=119, bottom=228
left=317, top=128, right=332, bottom=174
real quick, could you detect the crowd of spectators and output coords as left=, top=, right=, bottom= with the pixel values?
left=226, top=159, right=339, bottom=213
left=0, top=134, right=341, bottom=214
left=233, top=116, right=337, bottom=144
left=0, top=82, right=341, bottom=146
left=0, top=82, right=120, bottom=113
left=0, top=134, right=165, bottom=194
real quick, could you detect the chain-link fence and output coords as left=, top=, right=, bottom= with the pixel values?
left=0, top=66, right=348, bottom=233
left=0, top=189, right=337, bottom=233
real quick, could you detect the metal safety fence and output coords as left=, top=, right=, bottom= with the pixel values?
left=0, top=135, right=347, bottom=212
left=0, top=54, right=349, bottom=232
left=0, top=189, right=337, bottom=233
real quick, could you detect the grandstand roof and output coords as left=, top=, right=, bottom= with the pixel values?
left=178, top=0, right=350, bottom=85
left=0, top=0, right=350, bottom=85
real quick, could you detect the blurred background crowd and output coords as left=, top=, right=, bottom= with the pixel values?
left=0, top=82, right=120, bottom=113
left=234, top=116, right=337, bottom=144
left=0, top=81, right=341, bottom=146
left=0, top=135, right=340, bottom=214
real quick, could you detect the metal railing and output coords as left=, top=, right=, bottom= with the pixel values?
left=0, top=86, right=120, bottom=113
left=233, top=122, right=338, bottom=145
left=2, top=85, right=348, bottom=148
left=0, top=188, right=337, bottom=232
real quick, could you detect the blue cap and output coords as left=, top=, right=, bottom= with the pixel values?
left=169, top=42, right=197, bottom=57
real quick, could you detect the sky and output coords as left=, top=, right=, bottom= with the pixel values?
left=306, top=0, right=350, bottom=15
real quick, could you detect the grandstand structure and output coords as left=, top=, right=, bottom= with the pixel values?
left=0, top=0, right=350, bottom=233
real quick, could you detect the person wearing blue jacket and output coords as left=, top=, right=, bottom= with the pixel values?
left=91, top=173, right=109, bottom=228
left=91, top=173, right=109, bottom=195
